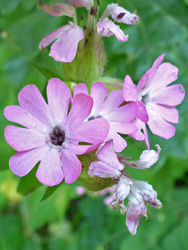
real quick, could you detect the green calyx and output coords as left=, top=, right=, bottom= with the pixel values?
left=63, top=33, right=106, bottom=85
left=78, top=151, right=113, bottom=192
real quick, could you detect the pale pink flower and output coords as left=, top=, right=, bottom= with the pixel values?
left=73, top=82, right=137, bottom=152
left=4, top=78, right=109, bottom=186
left=123, top=54, right=185, bottom=145
left=102, top=3, right=139, bottom=25
left=88, top=141, right=161, bottom=235
left=39, top=22, right=84, bottom=63
left=97, top=18, right=129, bottom=42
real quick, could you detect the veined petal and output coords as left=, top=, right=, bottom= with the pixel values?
left=90, top=82, right=107, bottom=114
left=47, top=78, right=71, bottom=123
left=61, top=149, right=81, bottom=184
left=40, top=2, right=75, bottom=17
left=18, top=84, right=53, bottom=126
left=4, top=105, right=48, bottom=132
left=96, top=140, right=124, bottom=170
left=147, top=107, right=175, bottom=139
left=39, top=25, right=70, bottom=49
left=107, top=129, right=127, bottom=152
left=73, top=83, right=88, bottom=97
left=97, top=18, right=129, bottom=42
left=150, top=62, right=179, bottom=90
left=36, top=148, right=64, bottom=186
left=5, top=125, right=46, bottom=152
left=105, top=102, right=136, bottom=123
left=49, top=23, right=84, bottom=62
left=102, top=90, right=124, bottom=115
left=9, top=145, right=49, bottom=177
left=151, top=105, right=179, bottom=124
left=88, top=161, right=121, bottom=178
left=123, top=75, right=138, bottom=102
left=65, top=94, right=93, bottom=129
left=126, top=200, right=147, bottom=235
left=69, top=118, right=109, bottom=144
left=151, top=84, right=185, bottom=106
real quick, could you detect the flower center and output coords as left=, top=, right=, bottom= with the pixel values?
left=50, top=126, right=65, bottom=146
left=141, top=93, right=150, bottom=105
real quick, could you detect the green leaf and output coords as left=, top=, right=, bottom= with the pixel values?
left=40, top=183, right=62, bottom=202
left=17, top=166, right=42, bottom=195
left=31, top=62, right=63, bottom=81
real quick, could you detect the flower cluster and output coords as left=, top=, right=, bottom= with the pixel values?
left=39, top=0, right=139, bottom=63
left=3, top=0, right=185, bottom=235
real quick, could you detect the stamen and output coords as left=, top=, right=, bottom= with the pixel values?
left=50, top=126, right=65, bottom=146
left=117, top=12, right=126, bottom=19
left=141, top=94, right=150, bottom=105
left=90, top=6, right=98, bottom=16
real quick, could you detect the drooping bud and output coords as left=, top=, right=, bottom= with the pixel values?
left=121, top=145, right=161, bottom=169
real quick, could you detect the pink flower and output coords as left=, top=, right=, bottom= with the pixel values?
left=39, top=22, right=84, bottom=63
left=88, top=140, right=124, bottom=178
left=73, top=82, right=137, bottom=152
left=97, top=18, right=129, bottom=42
left=88, top=141, right=162, bottom=235
left=123, top=54, right=185, bottom=145
left=4, top=78, right=109, bottom=186
left=102, top=3, right=139, bottom=25
left=97, top=3, right=139, bottom=42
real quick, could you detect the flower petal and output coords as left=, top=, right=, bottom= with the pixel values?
left=105, top=102, right=136, bottom=123
left=123, top=75, right=138, bottom=102
left=40, top=2, right=75, bottom=17
left=61, top=149, right=81, bottom=184
left=147, top=107, right=176, bottom=139
left=39, top=25, right=70, bottom=49
left=151, top=84, right=185, bottom=106
left=122, top=145, right=161, bottom=169
left=4, top=105, right=48, bottom=132
left=18, top=84, right=53, bottom=126
left=66, top=0, right=93, bottom=9
left=36, top=148, right=64, bottom=186
left=49, top=23, right=84, bottom=62
left=47, top=78, right=71, bottom=123
left=89, top=161, right=121, bottom=178
left=111, top=5, right=139, bottom=25
left=5, top=125, right=46, bottom=151
left=96, top=140, right=124, bottom=170
left=65, top=94, right=93, bottom=129
left=135, top=101, right=149, bottom=123
left=90, top=82, right=107, bottom=114
left=150, top=62, right=179, bottom=90
left=9, top=145, right=49, bottom=177
left=73, top=83, right=88, bottom=97
left=102, top=90, right=124, bottom=115
left=151, top=105, right=179, bottom=124
left=126, top=200, right=147, bottom=235
left=69, top=118, right=109, bottom=144
left=97, top=18, right=129, bottom=42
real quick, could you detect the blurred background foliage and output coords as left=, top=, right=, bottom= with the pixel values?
left=0, top=0, right=188, bottom=249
